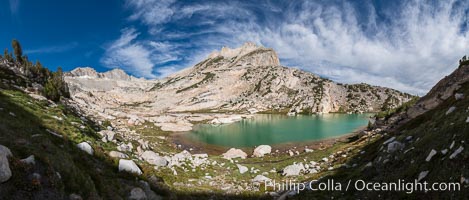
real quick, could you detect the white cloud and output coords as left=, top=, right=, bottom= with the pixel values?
left=101, top=28, right=156, bottom=79
left=155, top=66, right=178, bottom=78
left=119, top=0, right=469, bottom=95
left=24, top=42, right=78, bottom=54
left=126, top=0, right=176, bottom=26
left=9, top=0, right=19, bottom=14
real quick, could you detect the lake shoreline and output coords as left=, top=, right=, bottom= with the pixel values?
left=170, top=124, right=367, bottom=155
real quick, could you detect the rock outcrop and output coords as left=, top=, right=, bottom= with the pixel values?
left=407, top=62, right=469, bottom=118
left=0, top=145, right=12, bottom=183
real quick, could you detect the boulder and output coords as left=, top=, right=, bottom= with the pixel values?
left=449, top=146, right=464, bottom=159
left=20, top=155, right=35, bottom=165
left=253, top=145, right=272, bottom=157
left=425, top=149, right=437, bottom=162
left=0, top=145, right=13, bottom=183
left=466, top=117, right=469, bottom=123
left=441, top=149, right=448, bottom=155
left=418, top=171, right=429, bottom=182
left=445, top=106, right=456, bottom=115
left=98, top=130, right=116, bottom=142
left=211, top=115, right=243, bottom=125
left=236, top=164, right=248, bottom=174
left=172, top=150, right=191, bottom=161
left=109, top=151, right=128, bottom=158
left=117, top=143, right=133, bottom=152
left=383, top=136, right=396, bottom=145
left=304, top=148, right=314, bottom=153
left=387, top=141, right=404, bottom=153
left=118, top=159, right=142, bottom=175
left=222, top=148, right=247, bottom=159
left=252, top=175, right=271, bottom=183
left=138, top=139, right=150, bottom=150
left=0, top=145, right=12, bottom=157
left=248, top=108, right=258, bottom=114
left=141, top=151, right=168, bottom=167
left=282, top=163, right=305, bottom=176
left=129, top=187, right=147, bottom=200
left=77, top=142, right=93, bottom=155
left=455, top=93, right=464, bottom=100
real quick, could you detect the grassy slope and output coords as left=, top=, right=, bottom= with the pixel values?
left=296, top=82, right=469, bottom=199
left=0, top=67, right=169, bottom=199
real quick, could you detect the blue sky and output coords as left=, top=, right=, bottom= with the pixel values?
left=1, top=0, right=469, bottom=95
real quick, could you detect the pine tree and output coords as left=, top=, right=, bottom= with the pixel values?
left=44, top=79, right=59, bottom=101
left=11, top=39, right=23, bottom=64
left=43, top=66, right=70, bottom=101
left=4, top=48, right=13, bottom=62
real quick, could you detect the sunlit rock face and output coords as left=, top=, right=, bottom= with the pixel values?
left=64, top=42, right=413, bottom=125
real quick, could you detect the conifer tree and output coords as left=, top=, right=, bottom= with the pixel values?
left=11, top=39, right=23, bottom=64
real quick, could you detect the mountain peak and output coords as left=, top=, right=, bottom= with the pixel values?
left=206, top=42, right=280, bottom=67
left=68, top=67, right=133, bottom=81
left=209, top=42, right=259, bottom=58
left=69, top=67, right=99, bottom=78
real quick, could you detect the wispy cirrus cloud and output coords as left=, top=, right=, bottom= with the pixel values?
left=24, top=42, right=78, bottom=54
left=8, top=0, right=20, bottom=14
left=107, top=0, right=469, bottom=95
left=101, top=28, right=188, bottom=79
left=101, top=28, right=156, bottom=78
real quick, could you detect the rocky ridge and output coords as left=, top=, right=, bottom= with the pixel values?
left=65, top=43, right=413, bottom=132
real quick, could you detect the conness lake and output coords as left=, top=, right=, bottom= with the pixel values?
left=184, top=114, right=371, bottom=147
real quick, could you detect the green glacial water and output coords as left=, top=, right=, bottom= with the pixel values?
left=184, top=114, right=371, bottom=147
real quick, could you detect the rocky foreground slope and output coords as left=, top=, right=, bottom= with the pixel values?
left=65, top=42, right=413, bottom=131
left=296, top=60, right=469, bottom=199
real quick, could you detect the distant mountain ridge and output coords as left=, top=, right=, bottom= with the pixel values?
left=64, top=43, right=414, bottom=122
left=66, top=67, right=141, bottom=81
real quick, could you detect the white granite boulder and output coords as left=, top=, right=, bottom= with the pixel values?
left=98, top=130, right=116, bottom=143
left=449, top=146, right=464, bottom=159
left=425, top=150, right=437, bottom=162
left=236, top=164, right=248, bottom=174
left=253, top=145, right=272, bottom=157
left=20, top=155, right=35, bottom=165
left=0, top=145, right=12, bottom=183
left=109, top=151, right=128, bottom=159
left=418, top=171, right=429, bottom=181
left=282, top=163, right=305, bottom=176
left=222, top=148, right=247, bottom=159
left=141, top=151, right=168, bottom=167
left=446, top=106, right=456, bottom=115
left=252, top=175, right=271, bottom=183
left=118, top=159, right=142, bottom=175
left=77, top=142, right=94, bottom=155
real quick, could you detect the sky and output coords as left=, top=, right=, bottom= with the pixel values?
left=1, top=0, right=469, bottom=95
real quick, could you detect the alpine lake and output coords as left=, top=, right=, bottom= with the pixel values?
left=183, top=113, right=372, bottom=148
